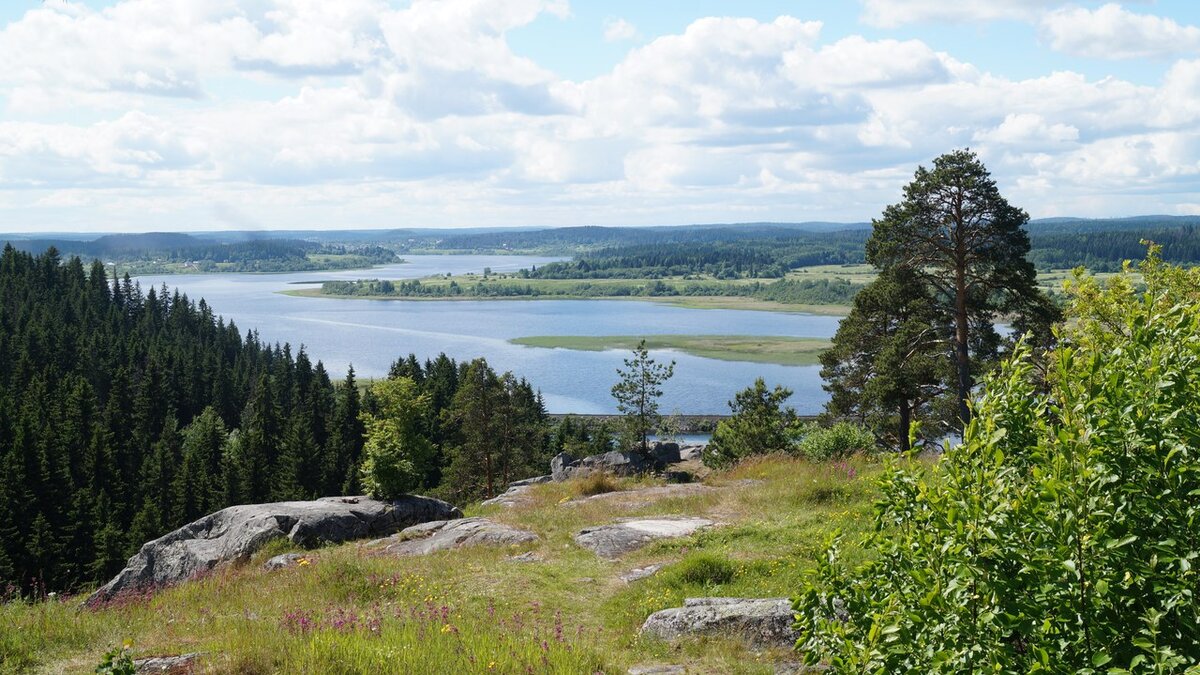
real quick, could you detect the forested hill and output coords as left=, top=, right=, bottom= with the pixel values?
left=411, top=217, right=1200, bottom=277
left=524, top=231, right=869, bottom=279
left=0, top=245, right=555, bottom=594
left=1, top=233, right=397, bottom=273
left=408, top=222, right=870, bottom=254
left=0, top=245, right=364, bottom=592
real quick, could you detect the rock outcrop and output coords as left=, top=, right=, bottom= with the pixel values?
left=88, top=495, right=461, bottom=604
left=262, top=552, right=309, bottom=571
left=133, top=652, right=202, bottom=673
left=551, top=442, right=684, bottom=482
left=640, top=597, right=799, bottom=649
left=619, top=563, right=666, bottom=583
left=480, top=475, right=550, bottom=508
left=574, top=517, right=713, bottom=558
left=374, top=517, right=538, bottom=555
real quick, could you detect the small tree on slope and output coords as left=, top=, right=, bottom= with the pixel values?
left=611, top=340, right=675, bottom=453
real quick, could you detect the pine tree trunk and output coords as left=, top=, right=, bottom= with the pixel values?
left=955, top=266, right=972, bottom=427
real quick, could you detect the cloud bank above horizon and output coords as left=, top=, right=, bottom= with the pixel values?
left=2, top=0, right=1200, bottom=232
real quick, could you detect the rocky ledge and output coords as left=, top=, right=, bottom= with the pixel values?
left=371, top=517, right=539, bottom=555
left=87, top=495, right=461, bottom=605
left=640, top=597, right=799, bottom=649
left=574, top=516, right=714, bottom=558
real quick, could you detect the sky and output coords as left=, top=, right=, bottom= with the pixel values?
left=3, top=1, right=1200, bottom=232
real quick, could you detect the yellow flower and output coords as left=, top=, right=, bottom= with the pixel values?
left=122, top=638, right=133, bottom=650
left=298, top=557, right=310, bottom=567
left=441, top=623, right=452, bottom=633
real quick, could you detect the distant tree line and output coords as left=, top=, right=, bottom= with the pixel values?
left=3, top=234, right=398, bottom=274
left=1027, top=225, right=1200, bottom=271
left=321, top=277, right=862, bottom=306
left=523, top=233, right=867, bottom=280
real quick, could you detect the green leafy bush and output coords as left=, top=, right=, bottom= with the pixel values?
left=94, top=642, right=135, bottom=675
left=794, top=422, right=874, bottom=461
left=795, top=251, right=1200, bottom=672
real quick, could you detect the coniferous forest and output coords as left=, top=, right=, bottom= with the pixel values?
left=0, top=245, right=551, bottom=594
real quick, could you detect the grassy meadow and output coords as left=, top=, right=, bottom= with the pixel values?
left=0, top=455, right=881, bottom=674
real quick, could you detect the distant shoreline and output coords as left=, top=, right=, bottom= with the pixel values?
left=278, top=286, right=852, bottom=315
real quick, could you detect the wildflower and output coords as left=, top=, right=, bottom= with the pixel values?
left=122, top=638, right=133, bottom=650
left=298, top=557, right=310, bottom=567
left=441, top=623, right=453, bottom=633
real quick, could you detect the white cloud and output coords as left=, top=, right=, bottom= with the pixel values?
left=973, top=113, right=1079, bottom=147
left=2, top=4, right=1200, bottom=229
left=1041, top=3, right=1200, bottom=60
left=859, top=0, right=1061, bottom=28
left=603, top=17, right=638, bottom=43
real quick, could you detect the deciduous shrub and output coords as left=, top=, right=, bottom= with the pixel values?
left=794, top=251, right=1200, bottom=672
left=359, top=378, right=433, bottom=500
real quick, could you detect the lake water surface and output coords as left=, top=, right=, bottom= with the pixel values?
left=135, top=255, right=842, bottom=414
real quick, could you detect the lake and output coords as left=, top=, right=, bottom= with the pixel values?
left=134, top=255, right=844, bottom=414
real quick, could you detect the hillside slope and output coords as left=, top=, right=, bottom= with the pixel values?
left=0, top=456, right=877, bottom=674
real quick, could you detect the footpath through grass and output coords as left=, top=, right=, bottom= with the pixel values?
left=510, top=335, right=832, bottom=366
left=0, top=456, right=880, bottom=674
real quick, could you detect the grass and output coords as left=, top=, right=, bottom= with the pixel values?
left=510, top=335, right=832, bottom=366
left=573, top=472, right=623, bottom=497
left=1, top=455, right=883, bottom=674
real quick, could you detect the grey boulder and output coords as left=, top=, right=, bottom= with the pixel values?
left=375, top=517, right=538, bottom=555
left=133, top=653, right=202, bottom=673
left=574, top=516, right=713, bottom=558
left=262, top=552, right=309, bottom=571
left=508, top=474, right=552, bottom=487
left=551, top=452, right=579, bottom=481
left=640, top=597, right=799, bottom=649
left=619, top=563, right=666, bottom=583
left=87, top=495, right=461, bottom=605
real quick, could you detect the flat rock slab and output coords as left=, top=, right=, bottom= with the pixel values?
left=628, top=666, right=686, bottom=675
left=481, top=475, right=552, bottom=508
left=640, top=597, right=799, bottom=649
left=374, top=517, right=538, bottom=556
left=561, top=483, right=717, bottom=508
left=134, top=653, right=202, bottom=673
left=574, top=517, right=713, bottom=558
left=88, top=495, right=461, bottom=605
left=480, top=485, right=536, bottom=508
left=620, top=563, right=666, bottom=583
